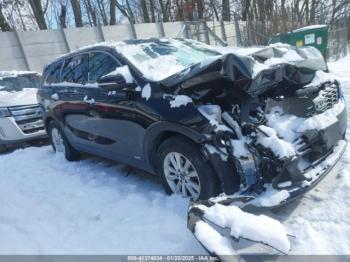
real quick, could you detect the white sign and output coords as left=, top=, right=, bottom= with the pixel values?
left=305, top=33, right=315, bottom=45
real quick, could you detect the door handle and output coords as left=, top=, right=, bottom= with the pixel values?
left=83, top=95, right=95, bottom=105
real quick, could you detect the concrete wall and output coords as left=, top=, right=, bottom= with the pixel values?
left=0, top=22, right=236, bottom=73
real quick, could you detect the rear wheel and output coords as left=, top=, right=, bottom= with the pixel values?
left=156, top=136, right=220, bottom=200
left=48, top=121, right=80, bottom=161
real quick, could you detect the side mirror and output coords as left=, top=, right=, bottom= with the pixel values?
left=98, top=74, right=128, bottom=91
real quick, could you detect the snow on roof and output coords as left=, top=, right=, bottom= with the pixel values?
left=0, top=71, right=39, bottom=78
left=293, top=24, right=327, bottom=33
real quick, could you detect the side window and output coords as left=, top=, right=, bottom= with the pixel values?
left=88, top=52, right=119, bottom=82
left=45, top=61, right=63, bottom=84
left=61, top=54, right=88, bottom=84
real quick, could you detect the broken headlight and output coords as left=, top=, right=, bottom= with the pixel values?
left=0, top=107, right=11, bottom=118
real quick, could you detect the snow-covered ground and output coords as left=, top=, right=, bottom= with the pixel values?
left=0, top=55, right=350, bottom=255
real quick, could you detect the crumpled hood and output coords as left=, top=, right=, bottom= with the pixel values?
left=0, top=88, right=38, bottom=107
left=160, top=44, right=327, bottom=98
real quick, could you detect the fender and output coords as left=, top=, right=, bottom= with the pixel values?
left=143, top=121, right=206, bottom=172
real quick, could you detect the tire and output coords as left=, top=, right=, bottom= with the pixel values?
left=48, top=121, right=80, bottom=161
left=156, top=135, right=220, bottom=200
left=0, top=144, right=8, bottom=154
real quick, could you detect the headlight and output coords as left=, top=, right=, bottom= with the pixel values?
left=0, top=107, right=11, bottom=117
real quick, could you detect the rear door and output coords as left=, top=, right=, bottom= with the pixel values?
left=55, top=53, right=93, bottom=147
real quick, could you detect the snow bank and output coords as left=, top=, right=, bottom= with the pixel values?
left=0, top=146, right=204, bottom=254
left=199, top=204, right=290, bottom=254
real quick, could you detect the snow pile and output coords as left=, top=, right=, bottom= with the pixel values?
left=141, top=83, right=151, bottom=100
left=265, top=106, right=304, bottom=142
left=266, top=99, right=345, bottom=141
left=106, top=65, right=134, bottom=83
left=231, top=139, right=250, bottom=158
left=169, top=95, right=193, bottom=108
left=257, top=125, right=296, bottom=158
left=199, top=204, right=291, bottom=254
left=194, top=221, right=236, bottom=255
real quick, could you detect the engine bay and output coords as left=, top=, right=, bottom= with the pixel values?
left=196, top=79, right=347, bottom=202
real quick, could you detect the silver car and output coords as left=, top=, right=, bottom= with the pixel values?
left=0, top=71, right=46, bottom=152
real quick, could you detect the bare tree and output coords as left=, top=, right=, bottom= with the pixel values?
left=222, top=0, right=230, bottom=21
left=84, top=0, right=97, bottom=26
left=96, top=0, right=108, bottom=25
left=115, top=0, right=136, bottom=24
left=58, top=2, right=67, bottom=28
left=140, top=0, right=150, bottom=23
left=149, top=0, right=156, bottom=22
left=29, top=0, right=48, bottom=29
left=70, top=0, right=83, bottom=27
left=0, top=2, right=11, bottom=31
left=110, top=0, right=116, bottom=25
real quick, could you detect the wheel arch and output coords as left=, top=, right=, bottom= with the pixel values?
left=144, top=122, right=206, bottom=172
left=44, top=116, right=55, bottom=131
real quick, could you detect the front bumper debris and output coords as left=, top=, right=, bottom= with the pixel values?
left=188, top=139, right=346, bottom=257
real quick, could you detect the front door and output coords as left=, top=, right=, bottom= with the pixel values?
left=78, top=51, right=147, bottom=164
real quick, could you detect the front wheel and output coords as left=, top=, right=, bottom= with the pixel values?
left=48, top=121, right=80, bottom=161
left=156, top=136, right=220, bottom=200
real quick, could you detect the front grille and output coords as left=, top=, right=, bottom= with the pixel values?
left=309, top=82, right=339, bottom=115
left=8, top=104, right=45, bottom=134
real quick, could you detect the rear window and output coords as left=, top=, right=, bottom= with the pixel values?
left=45, top=61, right=63, bottom=84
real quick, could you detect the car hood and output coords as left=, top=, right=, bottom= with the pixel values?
left=0, top=88, right=38, bottom=107
left=160, top=44, right=328, bottom=98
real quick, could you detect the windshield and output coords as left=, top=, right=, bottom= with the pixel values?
left=0, top=74, right=41, bottom=92
left=119, top=39, right=222, bottom=81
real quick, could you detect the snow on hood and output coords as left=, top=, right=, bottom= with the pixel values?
left=0, top=88, right=38, bottom=107
left=64, top=39, right=328, bottom=96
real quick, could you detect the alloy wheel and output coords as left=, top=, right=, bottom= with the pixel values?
left=163, top=152, right=201, bottom=200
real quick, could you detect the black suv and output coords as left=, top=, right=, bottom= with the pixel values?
left=38, top=39, right=347, bottom=206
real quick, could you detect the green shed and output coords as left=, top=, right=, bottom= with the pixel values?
left=269, top=25, right=328, bottom=56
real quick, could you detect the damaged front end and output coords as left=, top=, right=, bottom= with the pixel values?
left=162, top=45, right=347, bottom=256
